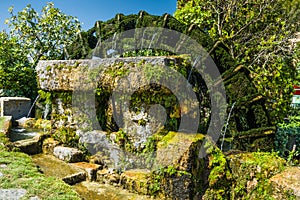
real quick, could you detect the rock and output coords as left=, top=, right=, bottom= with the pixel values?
left=161, top=173, right=193, bottom=200
left=71, top=162, right=101, bottom=181
left=227, top=152, right=285, bottom=181
left=0, top=116, right=12, bottom=135
left=42, top=138, right=59, bottom=154
left=120, top=169, right=151, bottom=195
left=0, top=97, right=31, bottom=120
left=32, top=154, right=86, bottom=185
left=15, top=117, right=33, bottom=127
left=62, top=172, right=86, bottom=185
left=154, top=132, right=207, bottom=199
left=203, top=152, right=287, bottom=199
left=0, top=189, right=27, bottom=199
left=13, top=134, right=44, bottom=155
left=97, top=169, right=120, bottom=185
left=270, top=166, right=300, bottom=198
left=53, top=146, right=83, bottom=162
left=156, top=131, right=205, bottom=170
left=89, top=153, right=105, bottom=166
left=123, top=108, right=164, bottom=150
left=74, top=181, right=153, bottom=200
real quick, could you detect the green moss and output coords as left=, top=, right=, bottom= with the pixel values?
left=203, top=143, right=292, bottom=199
left=46, top=65, right=52, bottom=71
left=148, top=165, right=192, bottom=196
left=157, top=131, right=204, bottom=148
left=0, top=117, right=5, bottom=129
left=0, top=151, right=80, bottom=199
left=104, top=64, right=130, bottom=78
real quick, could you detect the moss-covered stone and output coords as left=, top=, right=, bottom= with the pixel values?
left=203, top=151, right=293, bottom=200
left=120, top=169, right=151, bottom=195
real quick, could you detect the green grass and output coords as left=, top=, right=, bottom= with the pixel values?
left=0, top=151, right=81, bottom=200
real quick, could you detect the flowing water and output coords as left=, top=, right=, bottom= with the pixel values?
left=74, top=181, right=152, bottom=200
left=31, top=154, right=153, bottom=200
left=27, top=95, right=40, bottom=118
left=9, top=128, right=40, bottom=142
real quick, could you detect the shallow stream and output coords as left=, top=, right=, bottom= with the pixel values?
left=31, top=154, right=153, bottom=200
left=9, top=128, right=40, bottom=142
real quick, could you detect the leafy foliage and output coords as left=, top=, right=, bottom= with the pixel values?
left=0, top=32, right=37, bottom=98
left=175, top=0, right=300, bottom=123
left=6, top=2, right=81, bottom=65
left=276, top=116, right=300, bottom=158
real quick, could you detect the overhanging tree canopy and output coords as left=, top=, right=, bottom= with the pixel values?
left=175, top=0, right=300, bottom=122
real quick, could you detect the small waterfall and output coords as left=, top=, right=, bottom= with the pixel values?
left=92, top=39, right=102, bottom=60
left=27, top=95, right=40, bottom=118
left=43, top=103, right=50, bottom=120
left=220, top=102, right=236, bottom=151
left=147, top=33, right=157, bottom=56
left=148, top=33, right=157, bottom=50
left=140, top=29, right=146, bottom=54
left=187, top=55, right=202, bottom=84
left=106, top=32, right=117, bottom=57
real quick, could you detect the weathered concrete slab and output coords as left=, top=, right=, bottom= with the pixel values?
left=0, top=97, right=31, bottom=120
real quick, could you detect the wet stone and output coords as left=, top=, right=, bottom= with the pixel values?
left=62, top=172, right=86, bottom=185
left=71, top=162, right=101, bottom=181
left=13, top=134, right=43, bottom=155
left=53, top=146, right=83, bottom=162
left=97, top=169, right=120, bottom=185
left=120, top=169, right=151, bottom=195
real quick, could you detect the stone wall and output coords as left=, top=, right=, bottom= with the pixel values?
left=0, top=97, right=31, bottom=120
left=36, top=56, right=204, bottom=134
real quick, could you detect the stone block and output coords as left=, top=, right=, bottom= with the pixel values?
left=96, top=169, right=120, bottom=185
left=156, top=131, right=205, bottom=170
left=53, top=146, right=83, bottom=162
left=0, top=97, right=31, bottom=120
left=71, top=162, right=101, bottom=181
left=62, top=172, right=86, bottom=185
left=13, top=134, right=43, bottom=155
left=120, top=169, right=151, bottom=195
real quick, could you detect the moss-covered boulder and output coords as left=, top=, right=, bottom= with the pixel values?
left=203, top=151, right=296, bottom=200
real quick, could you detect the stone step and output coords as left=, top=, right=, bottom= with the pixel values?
left=13, top=134, right=44, bottom=155
left=32, top=154, right=87, bottom=185
left=71, top=162, right=102, bottom=181
left=53, top=146, right=84, bottom=163
left=120, top=169, right=151, bottom=195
